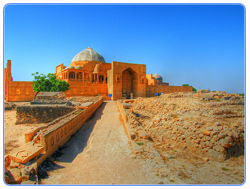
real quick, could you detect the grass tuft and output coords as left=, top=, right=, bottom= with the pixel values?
left=222, top=167, right=229, bottom=171
left=136, top=142, right=144, bottom=145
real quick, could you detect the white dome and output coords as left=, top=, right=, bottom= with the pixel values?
left=71, top=46, right=105, bottom=63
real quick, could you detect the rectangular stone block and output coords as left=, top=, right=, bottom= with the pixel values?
left=122, top=103, right=133, bottom=109
left=9, top=142, right=45, bottom=164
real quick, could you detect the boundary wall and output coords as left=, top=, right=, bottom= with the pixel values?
left=6, top=81, right=35, bottom=102
left=146, top=85, right=193, bottom=97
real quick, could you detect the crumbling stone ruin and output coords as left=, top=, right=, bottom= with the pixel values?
left=4, top=102, right=16, bottom=110
left=5, top=95, right=103, bottom=184
left=16, top=92, right=75, bottom=124
left=118, top=91, right=244, bottom=162
left=31, top=92, right=71, bottom=105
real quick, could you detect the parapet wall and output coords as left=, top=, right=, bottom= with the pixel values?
left=16, top=105, right=75, bottom=124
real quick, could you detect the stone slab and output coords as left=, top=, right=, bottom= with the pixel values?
left=9, top=142, right=45, bottom=164
left=123, top=99, right=135, bottom=103
left=80, top=102, right=93, bottom=107
left=122, top=103, right=133, bottom=109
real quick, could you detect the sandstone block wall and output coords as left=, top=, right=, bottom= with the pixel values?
left=16, top=106, right=75, bottom=124
left=64, top=82, right=108, bottom=97
left=6, top=81, right=35, bottom=102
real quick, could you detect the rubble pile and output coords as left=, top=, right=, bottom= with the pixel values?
left=67, top=96, right=101, bottom=103
left=4, top=102, right=17, bottom=110
left=131, top=91, right=244, bottom=160
left=31, top=92, right=70, bottom=105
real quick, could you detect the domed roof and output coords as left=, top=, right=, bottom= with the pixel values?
left=67, top=66, right=75, bottom=69
left=71, top=46, right=105, bottom=63
left=153, top=74, right=162, bottom=80
left=75, top=66, right=82, bottom=69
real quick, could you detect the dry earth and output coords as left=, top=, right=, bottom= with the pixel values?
left=128, top=91, right=245, bottom=184
left=4, top=102, right=47, bottom=155
left=3, top=93, right=245, bottom=185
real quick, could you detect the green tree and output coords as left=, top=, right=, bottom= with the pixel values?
left=182, top=84, right=197, bottom=92
left=31, top=72, right=70, bottom=100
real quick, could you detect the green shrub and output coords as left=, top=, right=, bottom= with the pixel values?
left=182, top=84, right=197, bottom=92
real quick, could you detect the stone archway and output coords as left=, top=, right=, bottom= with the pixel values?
left=122, top=67, right=138, bottom=99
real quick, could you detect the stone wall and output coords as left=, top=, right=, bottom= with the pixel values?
left=4, top=60, right=35, bottom=102
left=15, top=106, right=75, bottom=124
left=6, top=81, right=35, bottom=102
left=37, top=98, right=103, bottom=165
left=146, top=85, right=193, bottom=97
left=64, top=81, right=108, bottom=98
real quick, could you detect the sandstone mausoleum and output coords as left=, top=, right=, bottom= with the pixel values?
left=4, top=46, right=192, bottom=101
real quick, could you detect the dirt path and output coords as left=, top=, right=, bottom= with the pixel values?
left=40, top=101, right=164, bottom=185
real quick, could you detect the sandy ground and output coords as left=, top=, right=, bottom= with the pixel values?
left=4, top=102, right=46, bottom=155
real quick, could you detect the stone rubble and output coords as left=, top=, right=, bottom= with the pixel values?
left=128, top=91, right=244, bottom=161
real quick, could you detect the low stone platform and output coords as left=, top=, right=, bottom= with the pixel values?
left=16, top=105, right=75, bottom=124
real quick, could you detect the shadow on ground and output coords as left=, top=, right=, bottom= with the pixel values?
left=38, top=102, right=106, bottom=179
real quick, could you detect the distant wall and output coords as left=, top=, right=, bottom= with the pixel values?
left=7, top=81, right=35, bottom=102
left=146, top=85, right=193, bottom=97
left=16, top=105, right=75, bottom=124
left=5, top=60, right=35, bottom=102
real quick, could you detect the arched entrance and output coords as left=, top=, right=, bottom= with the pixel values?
left=122, top=67, right=138, bottom=99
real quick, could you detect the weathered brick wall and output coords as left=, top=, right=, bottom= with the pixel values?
left=15, top=106, right=75, bottom=124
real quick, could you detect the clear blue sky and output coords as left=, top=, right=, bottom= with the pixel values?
left=3, top=4, right=245, bottom=94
